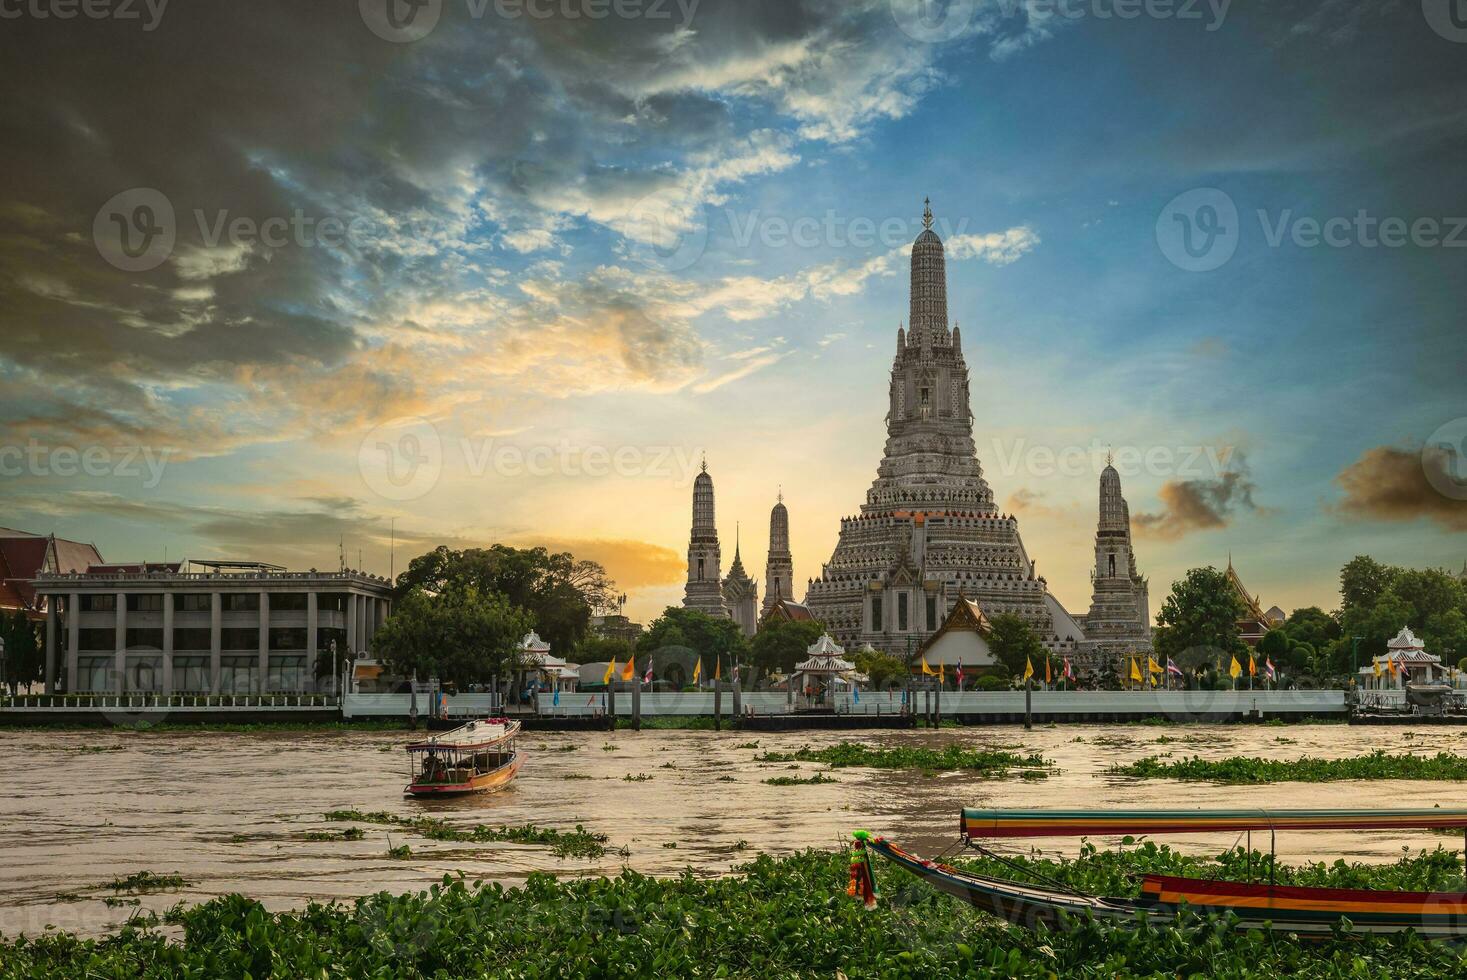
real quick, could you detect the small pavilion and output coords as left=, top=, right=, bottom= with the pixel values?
left=518, top=631, right=579, bottom=696
left=791, top=633, right=861, bottom=702
left=1357, top=626, right=1445, bottom=690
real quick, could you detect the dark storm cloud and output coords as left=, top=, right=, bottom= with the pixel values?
left=1133, top=460, right=1262, bottom=540
left=1333, top=445, right=1467, bottom=532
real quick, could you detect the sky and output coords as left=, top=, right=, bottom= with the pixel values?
left=1, top=0, right=1464, bottom=625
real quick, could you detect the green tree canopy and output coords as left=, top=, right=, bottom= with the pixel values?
left=748, top=618, right=826, bottom=677
left=573, top=634, right=635, bottom=667
left=851, top=648, right=907, bottom=689
left=985, top=614, right=1045, bottom=679
left=1152, top=566, right=1246, bottom=660
left=1258, top=628, right=1290, bottom=659
left=637, top=607, right=749, bottom=675
left=374, top=584, right=533, bottom=689
left=1281, top=606, right=1341, bottom=651
left=1340, top=555, right=1396, bottom=612
left=1337, top=561, right=1467, bottom=664
left=394, top=544, right=613, bottom=653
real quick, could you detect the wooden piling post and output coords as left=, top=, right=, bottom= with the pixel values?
left=607, top=681, right=616, bottom=731
left=713, top=680, right=722, bottom=731
left=1024, top=678, right=1033, bottom=730
left=631, top=676, right=641, bottom=731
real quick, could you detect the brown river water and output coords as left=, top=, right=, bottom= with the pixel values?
left=4, top=723, right=1466, bottom=938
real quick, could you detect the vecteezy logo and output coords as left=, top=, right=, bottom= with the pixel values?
left=93, top=188, right=176, bottom=272
left=1423, top=418, right=1467, bottom=501
left=624, top=190, right=708, bottom=272
left=1155, top=188, right=1239, bottom=272
left=359, top=0, right=442, bottom=43
left=1422, top=0, right=1467, bottom=42
left=358, top=417, right=443, bottom=502
left=889, top=0, right=978, bottom=42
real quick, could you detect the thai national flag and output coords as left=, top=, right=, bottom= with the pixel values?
left=1166, top=658, right=1183, bottom=677
left=1062, top=657, right=1074, bottom=681
left=643, top=658, right=654, bottom=685
left=1265, top=657, right=1277, bottom=681
left=955, top=662, right=964, bottom=686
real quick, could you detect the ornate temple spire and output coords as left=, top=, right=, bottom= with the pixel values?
left=684, top=460, right=728, bottom=617
left=908, top=197, right=948, bottom=347
left=762, top=491, right=794, bottom=616
left=922, top=196, right=933, bottom=230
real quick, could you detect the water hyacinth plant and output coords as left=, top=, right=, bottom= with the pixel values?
left=1109, top=750, right=1467, bottom=783
left=755, top=742, right=1053, bottom=777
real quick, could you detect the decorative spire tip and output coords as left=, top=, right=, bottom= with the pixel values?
left=922, top=197, right=934, bottom=231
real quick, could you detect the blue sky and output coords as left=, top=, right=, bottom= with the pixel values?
left=1, top=0, right=1463, bottom=622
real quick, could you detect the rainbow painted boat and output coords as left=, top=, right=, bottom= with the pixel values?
left=853, top=807, right=1467, bottom=939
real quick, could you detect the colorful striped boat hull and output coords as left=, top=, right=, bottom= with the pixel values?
left=961, top=807, right=1467, bottom=840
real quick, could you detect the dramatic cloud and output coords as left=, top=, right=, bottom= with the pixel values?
left=1332, top=445, right=1467, bottom=532
left=1133, top=461, right=1262, bottom=541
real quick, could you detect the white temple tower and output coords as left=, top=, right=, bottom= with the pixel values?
left=761, top=492, right=794, bottom=617
left=683, top=458, right=730, bottom=618
left=1078, top=457, right=1153, bottom=664
left=722, top=526, right=758, bottom=636
left=803, top=199, right=1057, bottom=654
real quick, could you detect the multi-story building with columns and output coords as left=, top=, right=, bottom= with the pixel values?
left=32, top=559, right=394, bottom=695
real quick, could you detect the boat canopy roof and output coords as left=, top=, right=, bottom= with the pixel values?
left=961, top=807, right=1467, bottom=839
left=405, top=719, right=517, bottom=753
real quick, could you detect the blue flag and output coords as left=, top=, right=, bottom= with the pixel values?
left=853, top=686, right=860, bottom=704
left=552, top=687, right=560, bottom=707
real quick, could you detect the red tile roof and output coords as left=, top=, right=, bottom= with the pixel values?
left=0, top=530, right=104, bottom=617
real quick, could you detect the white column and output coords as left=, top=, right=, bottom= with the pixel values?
left=209, top=592, right=222, bottom=694
left=114, top=592, right=127, bottom=694
left=162, top=593, right=174, bottom=695
left=258, top=591, right=270, bottom=694
left=45, top=600, right=57, bottom=695
left=66, top=593, right=79, bottom=693
left=347, top=593, right=359, bottom=655
left=307, top=592, right=318, bottom=693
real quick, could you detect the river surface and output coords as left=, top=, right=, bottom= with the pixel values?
left=4, top=723, right=1466, bottom=938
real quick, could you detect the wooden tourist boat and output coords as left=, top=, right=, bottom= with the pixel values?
left=404, top=718, right=521, bottom=796
left=851, top=807, right=1467, bottom=939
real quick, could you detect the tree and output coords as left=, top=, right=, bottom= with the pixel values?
left=638, top=607, right=749, bottom=673
left=749, top=618, right=825, bottom=676
left=1258, top=628, right=1290, bottom=660
left=374, top=584, right=533, bottom=689
left=1340, top=555, right=1396, bottom=612
left=1282, top=606, right=1341, bottom=651
left=0, top=612, right=42, bottom=695
left=394, top=545, right=614, bottom=653
left=1153, top=567, right=1246, bottom=660
left=851, top=648, right=907, bottom=690
left=986, top=614, right=1045, bottom=679
left=574, top=634, right=634, bottom=667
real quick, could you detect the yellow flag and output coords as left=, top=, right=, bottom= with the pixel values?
left=1044, top=657, right=1052, bottom=685
left=621, top=656, right=636, bottom=682
left=1387, top=656, right=1398, bottom=677
left=939, top=662, right=946, bottom=685
left=603, top=659, right=616, bottom=684
left=714, top=657, right=722, bottom=681
left=1148, top=656, right=1162, bottom=675
left=1129, top=657, right=1142, bottom=683
left=1229, top=655, right=1242, bottom=679
left=1373, top=657, right=1382, bottom=678
left=1248, top=652, right=1257, bottom=677
left=692, top=658, right=702, bottom=684
left=921, top=656, right=935, bottom=676
left=1024, top=656, right=1034, bottom=681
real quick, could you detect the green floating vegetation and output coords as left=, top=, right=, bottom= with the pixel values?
left=755, top=742, right=1053, bottom=777
left=304, top=827, right=365, bottom=842
left=9, top=847, right=1467, bottom=978
left=104, top=871, right=189, bottom=893
left=386, top=844, right=413, bottom=859
left=1110, top=750, right=1467, bottom=784
left=622, top=773, right=653, bottom=782
left=763, top=773, right=839, bottom=786
left=632, top=715, right=717, bottom=731
left=323, top=811, right=607, bottom=859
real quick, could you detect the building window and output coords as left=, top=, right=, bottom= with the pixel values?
left=269, top=627, right=308, bottom=651
left=1108, top=554, right=1116, bottom=577
left=317, top=627, right=347, bottom=655
left=173, top=627, right=211, bottom=651
left=76, top=656, right=112, bottom=692
left=926, top=596, right=938, bottom=631
left=80, top=595, right=116, bottom=612
left=78, top=628, right=115, bottom=651
left=172, top=655, right=211, bottom=693
left=219, top=655, right=259, bottom=694
left=871, top=595, right=883, bottom=632
left=126, top=594, right=164, bottom=612
left=174, top=594, right=212, bottom=612
left=222, top=593, right=260, bottom=612
left=221, top=628, right=259, bottom=651
left=267, top=655, right=308, bottom=692
left=697, top=557, right=705, bottom=581
left=125, top=656, right=162, bottom=693
left=125, top=628, right=164, bottom=650
left=271, top=593, right=308, bottom=611
left=898, top=592, right=909, bottom=632
left=317, top=593, right=348, bottom=613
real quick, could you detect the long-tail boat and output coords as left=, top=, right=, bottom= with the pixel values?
left=404, top=718, right=521, bottom=796
left=851, top=808, right=1467, bottom=939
